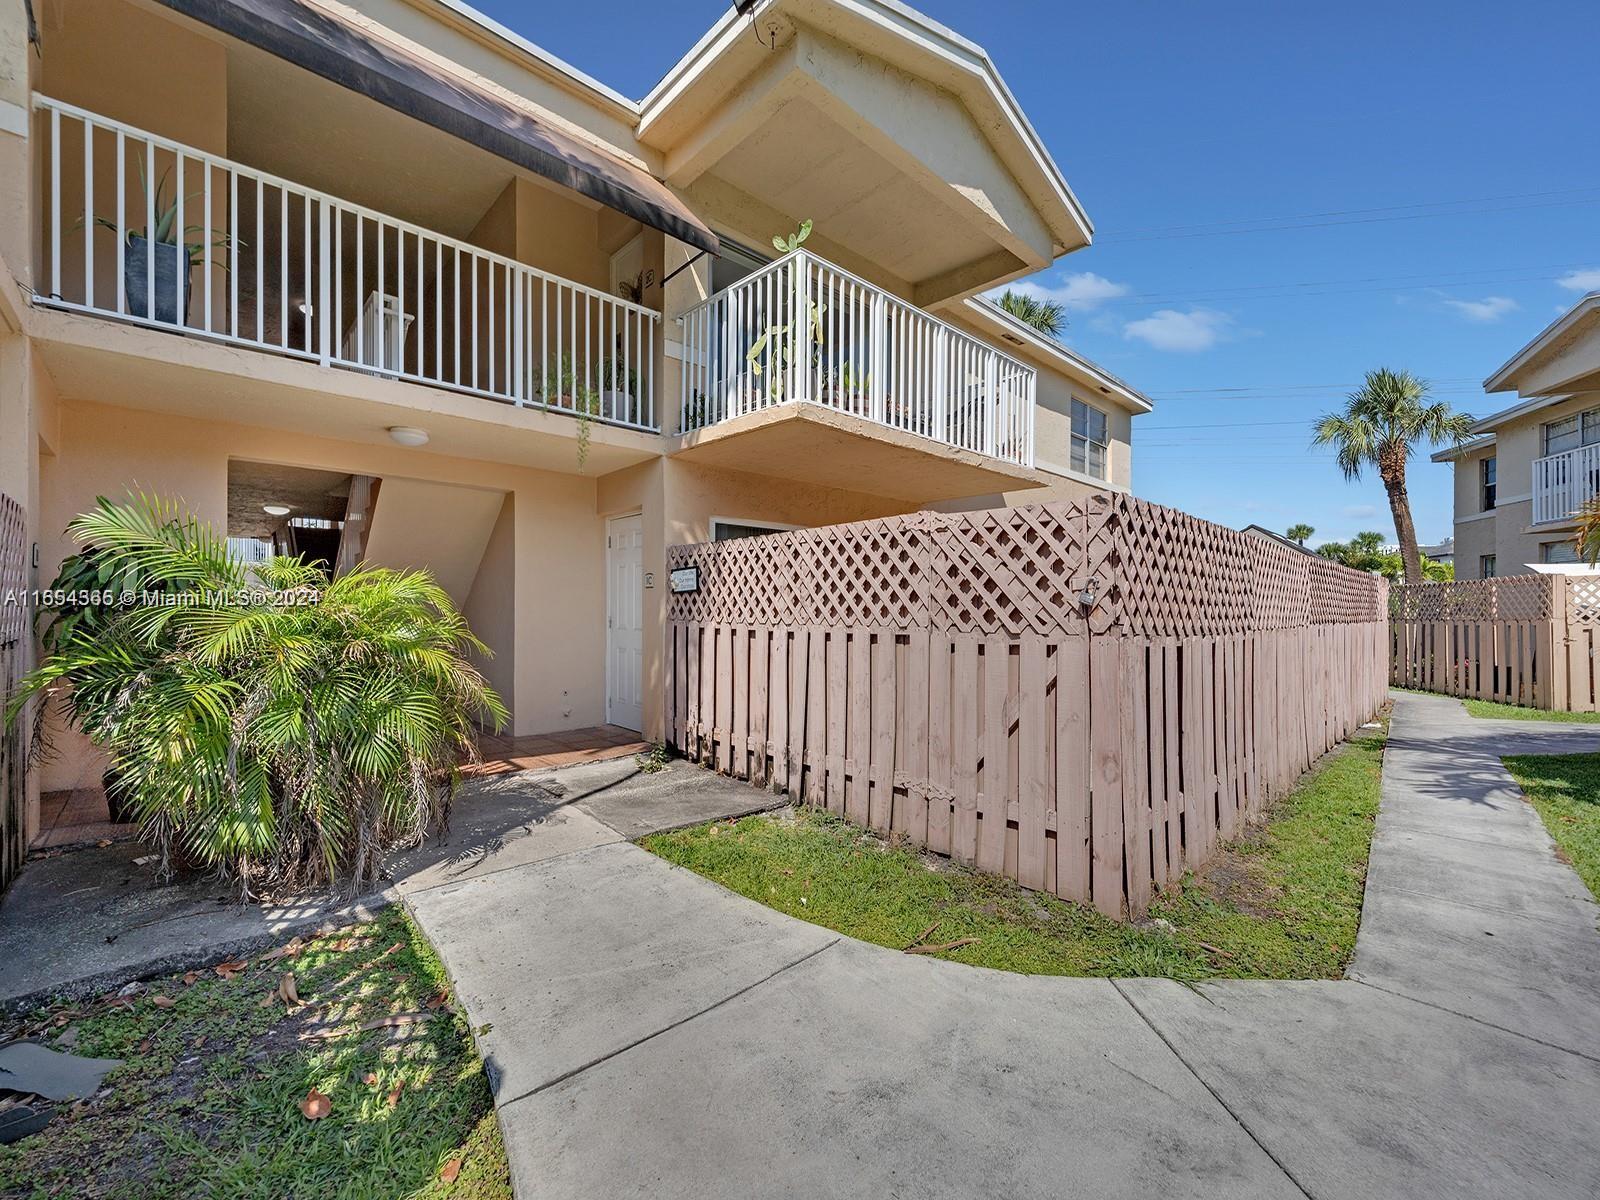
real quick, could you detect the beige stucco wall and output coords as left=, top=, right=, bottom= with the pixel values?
left=38, top=399, right=609, bottom=773
left=0, top=332, right=58, bottom=841
left=461, top=492, right=516, bottom=718
left=1448, top=390, right=1600, bottom=577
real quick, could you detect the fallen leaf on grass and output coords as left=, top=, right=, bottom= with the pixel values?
left=363, top=1073, right=379, bottom=1087
left=181, top=972, right=199, bottom=987
left=149, top=995, right=176, bottom=1009
left=439, top=1159, right=462, bottom=1184
left=214, top=959, right=248, bottom=981
left=299, top=1088, right=331, bottom=1120
left=278, top=973, right=301, bottom=1008
left=386, top=1079, right=404, bottom=1108
left=360, top=1012, right=432, bottom=1032
left=903, top=938, right=979, bottom=956
left=137, top=1039, right=151, bottom=1054
left=259, top=936, right=305, bottom=964
left=424, top=990, right=451, bottom=1012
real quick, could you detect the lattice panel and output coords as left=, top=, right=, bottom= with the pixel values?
left=1567, top=577, right=1600, bottom=627
left=1391, top=575, right=1553, bottom=623
left=667, top=494, right=1385, bottom=636
left=0, top=495, right=26, bottom=645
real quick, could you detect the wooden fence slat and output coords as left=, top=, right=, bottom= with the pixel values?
left=664, top=497, right=1387, bottom=919
left=1017, top=633, right=1049, bottom=891
left=978, top=635, right=1010, bottom=874
left=927, top=635, right=953, bottom=856
left=1089, top=637, right=1124, bottom=919
left=904, top=631, right=931, bottom=844
left=951, top=634, right=980, bottom=866
left=826, top=630, right=847, bottom=814
left=869, top=633, right=896, bottom=832
left=1055, top=636, right=1090, bottom=903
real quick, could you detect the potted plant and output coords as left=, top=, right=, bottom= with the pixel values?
left=541, top=354, right=603, bottom=466
left=92, top=163, right=234, bottom=325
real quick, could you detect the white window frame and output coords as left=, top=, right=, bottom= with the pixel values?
left=710, top=516, right=799, bottom=542
left=1070, top=397, right=1110, bottom=481
left=1543, top=406, right=1600, bottom=456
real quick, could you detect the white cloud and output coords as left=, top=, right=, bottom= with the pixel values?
left=1122, top=308, right=1231, bottom=352
left=1443, top=295, right=1518, bottom=323
left=999, top=271, right=1131, bottom=312
left=1557, top=268, right=1600, bottom=293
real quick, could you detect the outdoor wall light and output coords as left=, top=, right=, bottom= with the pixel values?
left=387, top=426, right=429, bottom=447
left=262, top=503, right=292, bottom=517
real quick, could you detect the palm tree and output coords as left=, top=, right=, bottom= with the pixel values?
left=1312, top=368, right=1472, bottom=585
left=9, top=495, right=506, bottom=894
left=996, top=289, right=1066, bottom=339
left=1286, top=523, right=1314, bottom=546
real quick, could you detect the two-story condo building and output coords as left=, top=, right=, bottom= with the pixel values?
left=0, top=0, right=1153, bottom=840
left=1435, top=293, right=1600, bottom=578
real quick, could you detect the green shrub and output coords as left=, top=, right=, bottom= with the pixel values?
left=9, top=495, right=506, bottom=895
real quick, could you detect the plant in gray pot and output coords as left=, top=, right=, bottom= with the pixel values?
left=92, top=165, right=235, bottom=325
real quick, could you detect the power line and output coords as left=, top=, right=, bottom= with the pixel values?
left=1101, top=188, right=1600, bottom=242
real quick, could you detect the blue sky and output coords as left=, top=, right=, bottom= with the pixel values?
left=477, top=0, right=1599, bottom=549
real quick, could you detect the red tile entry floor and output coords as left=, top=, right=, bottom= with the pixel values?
left=30, top=727, right=648, bottom=847
left=469, top=725, right=649, bottom=777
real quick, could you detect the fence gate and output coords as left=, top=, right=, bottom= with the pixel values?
left=0, top=494, right=28, bottom=893
left=666, top=495, right=1388, bottom=919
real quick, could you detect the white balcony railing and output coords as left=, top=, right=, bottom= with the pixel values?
left=1533, top=444, right=1600, bottom=525
left=33, top=95, right=660, bottom=432
left=678, top=249, right=1035, bottom=467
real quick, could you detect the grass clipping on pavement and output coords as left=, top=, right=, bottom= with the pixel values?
left=646, top=713, right=1387, bottom=981
left=1503, top=752, right=1600, bottom=901
left=0, top=908, right=509, bottom=1200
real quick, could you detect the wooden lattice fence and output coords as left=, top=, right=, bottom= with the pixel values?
left=666, top=495, right=1388, bottom=919
left=1392, top=574, right=1600, bottom=712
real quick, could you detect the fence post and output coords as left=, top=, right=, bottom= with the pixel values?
left=1545, top=576, right=1570, bottom=712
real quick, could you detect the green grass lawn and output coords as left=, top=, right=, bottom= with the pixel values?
left=0, top=908, right=508, bottom=1200
left=644, top=716, right=1387, bottom=981
left=1503, top=753, right=1600, bottom=901
left=1393, top=687, right=1600, bottom=723
left=1464, top=698, right=1600, bottom=724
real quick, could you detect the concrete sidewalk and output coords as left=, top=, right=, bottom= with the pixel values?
left=0, top=754, right=781, bottom=1012
left=405, top=691, right=1600, bottom=1200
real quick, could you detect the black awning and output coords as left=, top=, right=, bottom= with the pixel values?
left=153, top=0, right=719, bottom=255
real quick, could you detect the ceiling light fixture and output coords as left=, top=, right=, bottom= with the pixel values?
left=387, top=426, right=429, bottom=447
left=263, top=503, right=292, bottom=517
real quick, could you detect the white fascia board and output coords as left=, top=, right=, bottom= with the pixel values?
left=1483, top=292, right=1600, bottom=393
left=1431, top=434, right=1496, bottom=463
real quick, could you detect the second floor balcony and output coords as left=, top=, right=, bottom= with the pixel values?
left=1533, top=443, right=1600, bottom=525
left=33, top=95, right=662, bottom=434
left=677, top=250, right=1036, bottom=468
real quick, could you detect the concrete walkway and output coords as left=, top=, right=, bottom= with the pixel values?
left=405, top=691, right=1600, bottom=1199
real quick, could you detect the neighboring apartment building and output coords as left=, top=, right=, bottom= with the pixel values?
left=0, top=0, right=1153, bottom=836
left=1435, top=293, right=1600, bottom=579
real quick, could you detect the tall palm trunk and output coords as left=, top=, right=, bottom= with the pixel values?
left=1380, top=459, right=1422, bottom=584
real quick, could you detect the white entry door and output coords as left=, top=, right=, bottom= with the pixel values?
left=606, top=514, right=645, bottom=731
